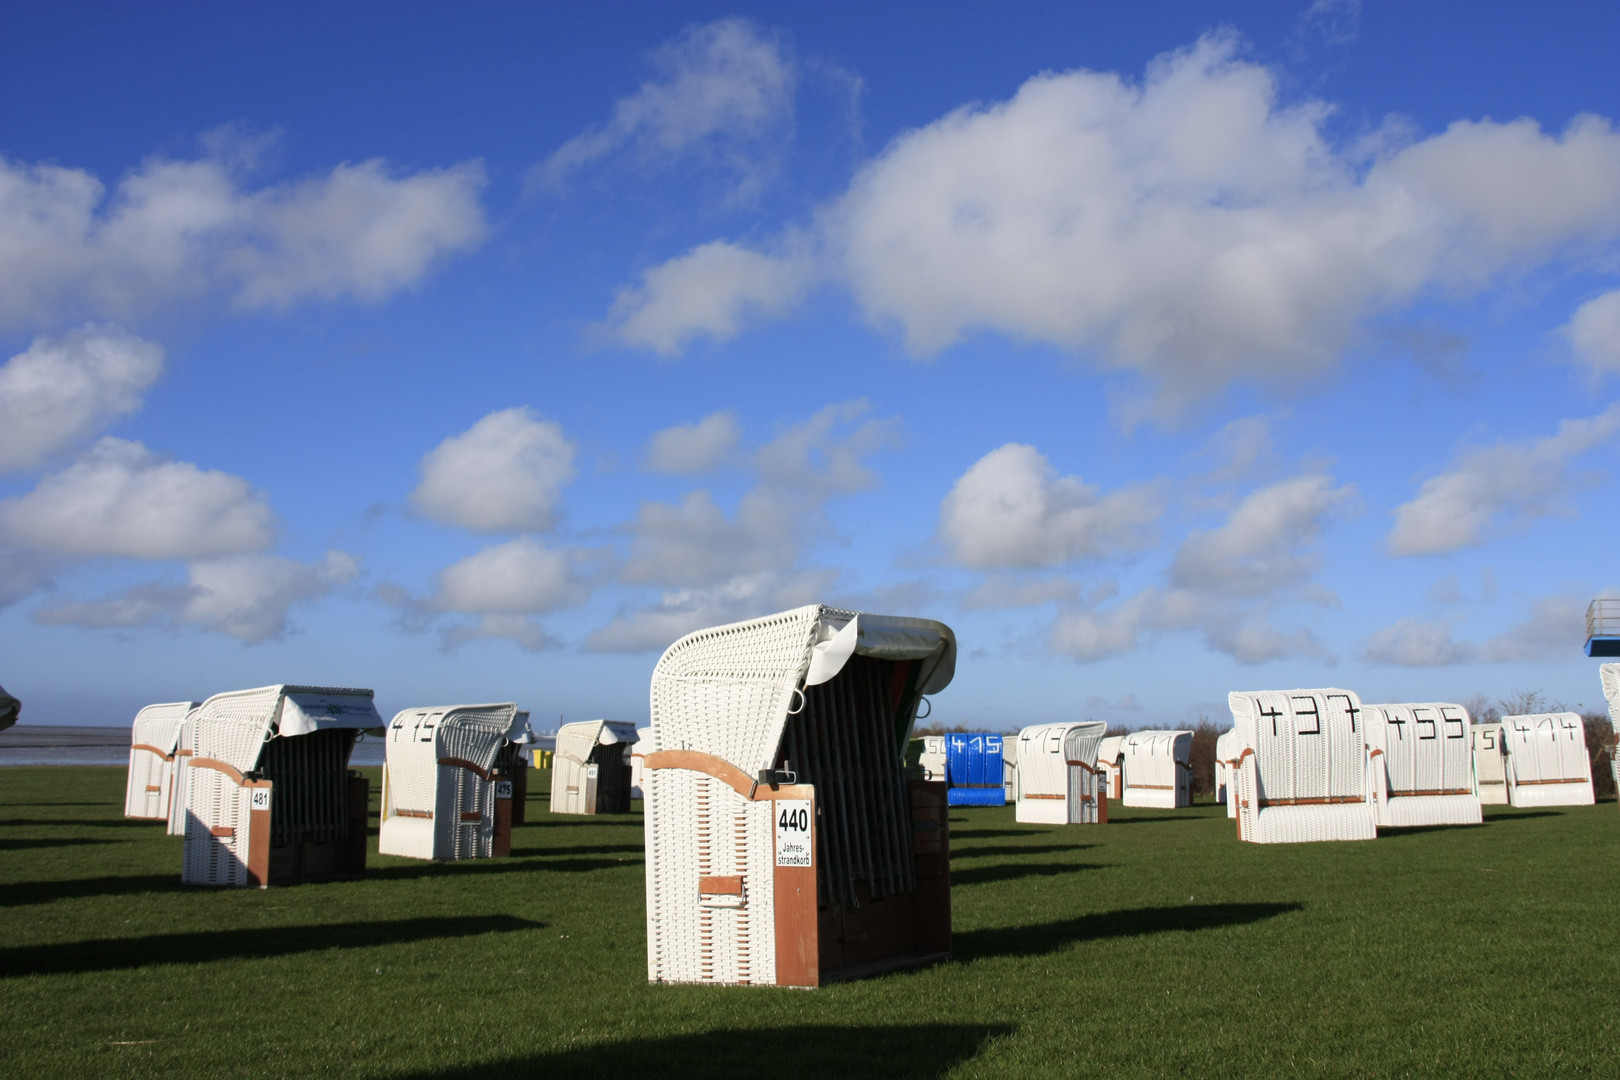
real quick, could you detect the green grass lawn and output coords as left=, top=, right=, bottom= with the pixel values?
left=2, top=766, right=1617, bottom=1079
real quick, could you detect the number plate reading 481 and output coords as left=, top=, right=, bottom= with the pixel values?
left=774, top=803, right=812, bottom=867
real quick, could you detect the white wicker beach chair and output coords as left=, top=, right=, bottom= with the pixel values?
left=1363, top=703, right=1482, bottom=827
left=179, top=685, right=382, bottom=887
left=1120, top=730, right=1194, bottom=809
left=1096, top=735, right=1124, bottom=803
left=1228, top=689, right=1375, bottom=844
left=1500, top=712, right=1594, bottom=807
left=123, top=701, right=200, bottom=821
left=643, top=604, right=957, bottom=988
left=551, top=720, right=640, bottom=814
left=1014, top=722, right=1107, bottom=824
left=1472, top=722, right=1509, bottom=805
left=0, top=684, right=18, bottom=733
left=379, top=703, right=530, bottom=860
left=1215, top=729, right=1241, bottom=814
left=630, top=726, right=653, bottom=800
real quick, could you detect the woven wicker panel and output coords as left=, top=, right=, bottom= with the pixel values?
left=1471, top=723, right=1509, bottom=804
left=1015, top=723, right=1102, bottom=825
left=1363, top=703, right=1481, bottom=827
left=180, top=769, right=252, bottom=886
left=1120, top=731, right=1193, bottom=809
left=1502, top=713, right=1595, bottom=806
left=650, top=605, right=831, bottom=776
left=166, top=717, right=197, bottom=836
left=124, top=748, right=168, bottom=819
left=193, top=686, right=286, bottom=774
left=644, top=766, right=776, bottom=986
left=1230, top=688, right=1374, bottom=844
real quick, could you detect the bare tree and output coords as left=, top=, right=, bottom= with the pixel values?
left=1462, top=694, right=1499, bottom=724
left=1496, top=689, right=1548, bottom=717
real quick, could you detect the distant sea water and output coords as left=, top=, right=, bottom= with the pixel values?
left=0, top=725, right=389, bottom=767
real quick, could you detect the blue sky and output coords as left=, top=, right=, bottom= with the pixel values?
left=4, top=1, right=1620, bottom=729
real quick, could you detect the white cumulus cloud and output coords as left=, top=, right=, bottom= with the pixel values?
left=412, top=408, right=576, bottom=532
left=1566, top=289, right=1620, bottom=373
left=434, top=536, right=592, bottom=615
left=34, top=550, right=358, bottom=644
left=0, top=325, right=163, bottom=473
left=607, top=240, right=813, bottom=354
left=1479, top=594, right=1586, bottom=662
left=0, top=437, right=275, bottom=559
left=0, top=149, right=486, bottom=329
left=1388, top=403, right=1620, bottom=555
left=940, top=443, right=1163, bottom=569
left=590, top=401, right=894, bottom=651
left=613, top=34, right=1620, bottom=414
left=1050, top=473, right=1353, bottom=664
left=1362, top=617, right=1476, bottom=666
left=645, top=410, right=743, bottom=473
left=536, top=17, right=796, bottom=198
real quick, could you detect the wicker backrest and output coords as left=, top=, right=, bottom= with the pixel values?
left=1363, top=703, right=1473, bottom=795
left=1121, top=730, right=1191, bottom=788
left=1229, top=690, right=1364, bottom=803
left=650, top=605, right=829, bottom=777
left=1501, top=713, right=1591, bottom=785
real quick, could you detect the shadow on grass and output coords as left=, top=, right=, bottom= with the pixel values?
left=955, top=901, right=1302, bottom=961
left=1102, top=816, right=1185, bottom=825
left=950, top=828, right=1052, bottom=839
left=1377, top=823, right=1488, bottom=838
left=0, top=817, right=167, bottom=829
left=1, top=873, right=188, bottom=908
left=394, top=1023, right=1011, bottom=1080
left=367, top=857, right=630, bottom=881
left=1483, top=810, right=1566, bottom=821
left=952, top=861, right=1104, bottom=887
left=509, top=842, right=644, bottom=858
left=0, top=837, right=123, bottom=850
left=951, top=844, right=1096, bottom=859
left=520, top=818, right=643, bottom=829
left=0, top=914, right=543, bottom=978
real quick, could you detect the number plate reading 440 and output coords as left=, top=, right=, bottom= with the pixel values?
left=774, top=803, right=812, bottom=868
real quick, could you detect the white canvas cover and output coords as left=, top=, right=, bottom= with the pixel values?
left=180, top=684, right=382, bottom=886
left=166, top=712, right=198, bottom=836
left=124, top=701, right=200, bottom=820
left=379, top=703, right=520, bottom=860
left=1120, top=730, right=1193, bottom=809
left=1363, top=703, right=1482, bottom=827
left=1014, top=721, right=1107, bottom=824
left=1001, top=734, right=1018, bottom=802
left=1500, top=712, right=1594, bottom=807
left=1472, top=723, right=1508, bottom=805
left=1228, top=689, right=1374, bottom=844
left=551, top=720, right=640, bottom=815
left=1215, top=729, right=1242, bottom=814
left=630, top=725, right=654, bottom=799
left=1096, top=735, right=1124, bottom=801
left=644, top=604, right=956, bottom=987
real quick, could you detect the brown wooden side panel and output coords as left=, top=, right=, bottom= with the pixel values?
left=344, top=775, right=369, bottom=875
left=245, top=780, right=273, bottom=889
left=773, top=793, right=819, bottom=987
left=908, top=780, right=952, bottom=955
left=492, top=791, right=513, bottom=858
left=510, top=761, right=528, bottom=826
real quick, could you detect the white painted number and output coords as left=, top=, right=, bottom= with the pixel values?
left=774, top=803, right=813, bottom=868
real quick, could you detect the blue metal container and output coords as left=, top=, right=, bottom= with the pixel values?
left=945, top=733, right=1005, bottom=806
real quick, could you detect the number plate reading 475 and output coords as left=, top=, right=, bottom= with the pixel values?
left=774, top=803, right=812, bottom=868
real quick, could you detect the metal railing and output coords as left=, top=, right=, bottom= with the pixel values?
left=1586, top=598, right=1620, bottom=640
